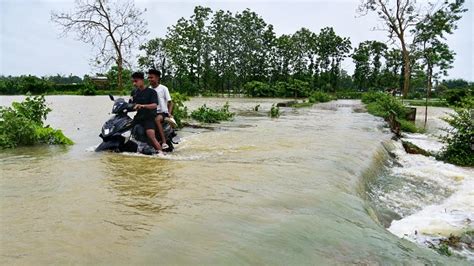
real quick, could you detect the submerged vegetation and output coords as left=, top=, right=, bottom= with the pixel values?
left=0, top=96, right=73, bottom=148
left=269, top=104, right=280, bottom=118
left=190, top=102, right=234, bottom=123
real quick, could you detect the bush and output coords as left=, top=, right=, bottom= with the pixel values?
left=361, top=91, right=388, bottom=104
left=407, top=91, right=423, bottom=99
left=398, top=119, right=423, bottom=133
left=0, top=95, right=73, bottom=148
left=362, top=92, right=425, bottom=134
left=309, top=91, right=334, bottom=103
left=244, top=81, right=274, bottom=97
left=438, top=105, right=473, bottom=167
left=275, top=79, right=311, bottom=98
left=35, top=126, right=74, bottom=145
left=444, top=88, right=472, bottom=106
left=269, top=104, right=280, bottom=118
left=171, top=92, right=189, bottom=128
left=191, top=102, right=234, bottom=123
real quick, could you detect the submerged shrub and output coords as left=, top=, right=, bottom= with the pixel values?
left=269, top=104, right=280, bottom=118
left=0, top=95, right=73, bottom=148
left=35, top=126, right=74, bottom=145
left=191, top=102, right=234, bottom=123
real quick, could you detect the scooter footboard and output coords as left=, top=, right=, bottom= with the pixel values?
left=95, top=140, right=121, bottom=152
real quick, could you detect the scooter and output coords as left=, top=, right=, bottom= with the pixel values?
left=95, top=95, right=178, bottom=155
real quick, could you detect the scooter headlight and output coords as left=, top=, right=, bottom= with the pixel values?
left=102, top=126, right=114, bottom=136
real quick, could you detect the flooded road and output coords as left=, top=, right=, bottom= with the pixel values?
left=0, top=96, right=469, bottom=264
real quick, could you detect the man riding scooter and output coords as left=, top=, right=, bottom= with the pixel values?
left=130, top=72, right=163, bottom=152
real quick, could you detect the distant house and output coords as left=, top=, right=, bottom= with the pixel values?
left=90, top=76, right=108, bottom=89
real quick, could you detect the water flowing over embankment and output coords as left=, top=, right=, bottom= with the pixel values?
left=0, top=96, right=469, bottom=264
left=363, top=107, right=473, bottom=261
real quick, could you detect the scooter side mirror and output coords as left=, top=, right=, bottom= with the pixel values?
left=109, top=94, right=115, bottom=101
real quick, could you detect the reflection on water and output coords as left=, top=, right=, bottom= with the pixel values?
left=102, top=154, right=177, bottom=214
left=0, top=96, right=467, bottom=264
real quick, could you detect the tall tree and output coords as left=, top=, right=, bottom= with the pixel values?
left=358, top=0, right=420, bottom=98
left=412, top=0, right=466, bottom=127
left=317, top=27, right=351, bottom=91
left=138, top=38, right=172, bottom=80
left=51, top=0, right=148, bottom=89
left=209, top=10, right=238, bottom=93
left=353, top=40, right=388, bottom=90
left=352, top=42, right=371, bottom=90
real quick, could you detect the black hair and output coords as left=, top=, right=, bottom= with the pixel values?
left=131, top=72, right=144, bottom=79
left=148, top=69, right=161, bottom=78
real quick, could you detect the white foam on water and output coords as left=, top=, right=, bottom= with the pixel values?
left=85, top=145, right=99, bottom=152
left=403, top=133, right=445, bottom=153
left=387, top=139, right=474, bottom=260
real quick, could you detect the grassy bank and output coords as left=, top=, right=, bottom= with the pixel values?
left=361, top=92, right=424, bottom=133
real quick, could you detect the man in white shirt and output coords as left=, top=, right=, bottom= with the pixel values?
left=147, top=69, right=176, bottom=150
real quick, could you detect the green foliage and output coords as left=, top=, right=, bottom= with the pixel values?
left=361, top=91, right=387, bottom=104
left=438, top=106, right=474, bottom=167
left=0, top=95, right=73, bottom=148
left=284, top=79, right=311, bottom=98
left=244, top=81, right=274, bottom=97
left=398, top=119, right=423, bottom=133
left=34, top=127, right=74, bottom=145
left=362, top=92, right=425, bottom=133
left=269, top=104, right=280, bottom=118
left=170, top=92, right=189, bottom=128
left=106, top=66, right=133, bottom=91
left=0, top=75, right=54, bottom=95
left=81, top=77, right=97, bottom=96
left=191, top=102, right=234, bottom=123
left=433, top=243, right=452, bottom=257
left=444, top=88, right=472, bottom=106
left=243, top=80, right=312, bottom=98
left=11, top=95, right=51, bottom=125
left=352, top=41, right=388, bottom=90
left=309, top=91, right=334, bottom=103
left=139, top=6, right=352, bottom=96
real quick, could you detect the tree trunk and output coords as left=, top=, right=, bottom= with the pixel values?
left=401, top=43, right=410, bottom=99
left=117, top=57, right=123, bottom=90
left=424, top=63, right=432, bottom=129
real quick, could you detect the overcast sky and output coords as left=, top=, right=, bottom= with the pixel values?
left=1, top=0, right=473, bottom=80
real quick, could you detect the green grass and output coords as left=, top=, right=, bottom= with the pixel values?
left=398, top=119, right=425, bottom=133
